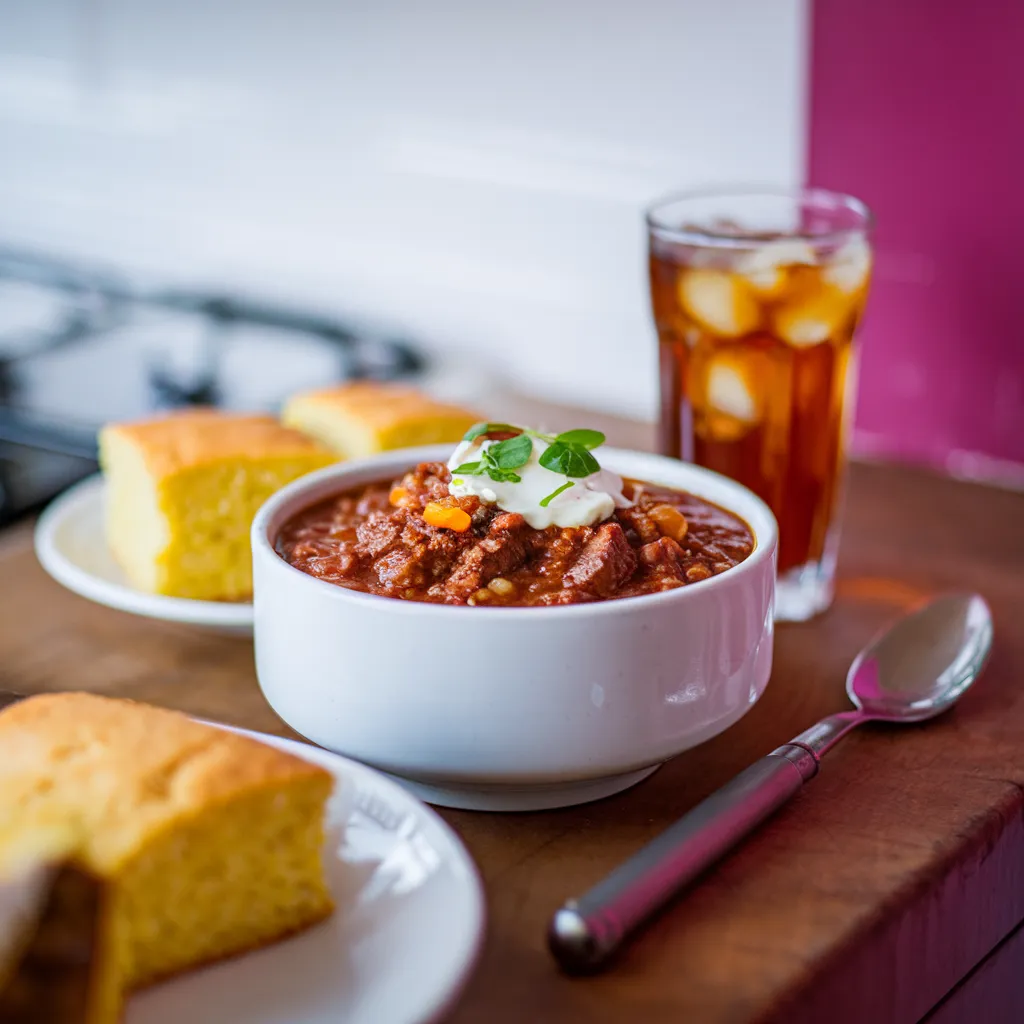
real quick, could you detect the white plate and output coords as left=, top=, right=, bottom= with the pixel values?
left=34, top=475, right=255, bottom=636
left=130, top=725, right=485, bottom=1024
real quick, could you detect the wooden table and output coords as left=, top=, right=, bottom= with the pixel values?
left=2, top=409, right=1023, bottom=1023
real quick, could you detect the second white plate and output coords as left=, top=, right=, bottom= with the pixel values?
left=34, top=475, right=255, bottom=635
left=130, top=725, right=486, bottom=1024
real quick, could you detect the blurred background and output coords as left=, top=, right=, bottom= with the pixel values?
left=0, top=0, right=1021, bottom=520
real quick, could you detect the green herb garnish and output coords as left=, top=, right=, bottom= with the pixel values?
left=491, top=433, right=532, bottom=468
left=539, top=481, right=573, bottom=507
left=454, top=432, right=533, bottom=484
left=548, top=428, right=605, bottom=448
left=456, top=424, right=608, bottom=496
left=537, top=429, right=605, bottom=478
left=538, top=443, right=599, bottom=478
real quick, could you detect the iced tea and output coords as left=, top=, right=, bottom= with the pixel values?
left=646, top=191, right=873, bottom=620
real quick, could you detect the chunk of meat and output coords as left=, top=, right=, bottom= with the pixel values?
left=301, top=551, right=360, bottom=581
left=616, top=506, right=660, bottom=545
left=394, top=462, right=451, bottom=508
left=639, top=536, right=688, bottom=584
left=402, top=516, right=468, bottom=574
left=356, top=510, right=405, bottom=557
left=369, top=516, right=468, bottom=593
left=491, top=512, right=524, bottom=532
left=531, top=526, right=590, bottom=579
left=432, top=512, right=531, bottom=602
left=563, top=522, right=637, bottom=598
left=374, top=545, right=431, bottom=590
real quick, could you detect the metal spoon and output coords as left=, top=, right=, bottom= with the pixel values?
left=548, top=591, right=994, bottom=975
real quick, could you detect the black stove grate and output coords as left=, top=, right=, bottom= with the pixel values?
left=0, top=247, right=430, bottom=522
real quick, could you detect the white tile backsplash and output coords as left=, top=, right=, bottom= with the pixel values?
left=0, top=0, right=808, bottom=418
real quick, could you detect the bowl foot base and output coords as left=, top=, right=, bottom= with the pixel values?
left=377, top=764, right=663, bottom=812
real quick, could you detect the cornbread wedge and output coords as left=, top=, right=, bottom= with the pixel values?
left=98, top=409, right=336, bottom=600
left=0, top=693, right=334, bottom=1023
left=281, top=381, right=479, bottom=458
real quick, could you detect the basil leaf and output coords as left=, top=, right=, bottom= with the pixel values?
left=453, top=461, right=483, bottom=474
left=490, top=433, right=533, bottom=470
left=562, top=447, right=600, bottom=477
left=555, top=429, right=606, bottom=450
left=539, top=481, right=573, bottom=507
left=487, top=468, right=521, bottom=484
left=540, top=442, right=600, bottom=477
left=538, top=442, right=573, bottom=475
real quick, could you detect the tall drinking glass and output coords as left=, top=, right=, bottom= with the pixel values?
left=646, top=189, right=873, bottom=621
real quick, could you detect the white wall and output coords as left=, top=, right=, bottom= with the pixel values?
left=0, top=0, right=809, bottom=418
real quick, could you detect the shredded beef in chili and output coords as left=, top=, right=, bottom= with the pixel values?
left=275, top=462, right=754, bottom=606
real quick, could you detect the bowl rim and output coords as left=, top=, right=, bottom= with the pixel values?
left=252, top=444, right=778, bottom=620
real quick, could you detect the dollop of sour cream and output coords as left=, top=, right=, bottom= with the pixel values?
left=447, top=433, right=632, bottom=529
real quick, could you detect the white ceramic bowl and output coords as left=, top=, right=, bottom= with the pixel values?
left=252, top=445, right=777, bottom=812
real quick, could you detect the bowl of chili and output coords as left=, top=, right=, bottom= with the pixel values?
left=252, top=443, right=777, bottom=811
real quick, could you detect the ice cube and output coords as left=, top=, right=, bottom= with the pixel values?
left=678, top=269, right=760, bottom=338
left=772, top=285, right=852, bottom=348
left=822, top=238, right=872, bottom=294
left=734, top=240, right=817, bottom=298
left=707, top=360, right=759, bottom=423
left=700, top=413, right=751, bottom=444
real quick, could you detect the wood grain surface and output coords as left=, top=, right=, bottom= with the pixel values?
left=1, top=411, right=1022, bottom=1023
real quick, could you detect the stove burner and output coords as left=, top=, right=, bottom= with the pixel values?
left=0, top=248, right=432, bottom=522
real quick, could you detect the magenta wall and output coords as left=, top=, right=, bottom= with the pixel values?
left=809, top=0, right=1024, bottom=484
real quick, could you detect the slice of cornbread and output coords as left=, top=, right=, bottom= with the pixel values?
left=0, top=693, right=334, bottom=1021
left=281, top=381, right=479, bottom=458
left=98, top=409, right=336, bottom=600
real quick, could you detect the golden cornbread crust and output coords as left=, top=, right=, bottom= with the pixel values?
left=98, top=408, right=338, bottom=600
left=285, top=381, right=477, bottom=426
left=0, top=693, right=335, bottom=1020
left=282, top=381, right=479, bottom=456
left=100, top=408, right=330, bottom=479
left=0, top=692, right=331, bottom=817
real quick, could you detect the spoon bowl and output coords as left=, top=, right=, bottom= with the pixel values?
left=847, top=592, right=993, bottom=723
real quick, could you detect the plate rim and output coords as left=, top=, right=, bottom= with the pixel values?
left=184, top=721, right=488, bottom=1024
left=33, top=474, right=255, bottom=629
